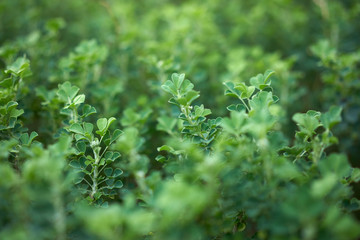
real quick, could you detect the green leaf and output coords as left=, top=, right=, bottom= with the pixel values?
left=74, top=173, right=84, bottom=184
left=161, top=80, right=177, bottom=96
left=69, top=123, right=84, bottom=135
left=6, top=101, right=18, bottom=113
left=28, top=131, right=38, bottom=144
left=82, top=104, right=97, bottom=118
left=73, top=94, right=85, bottom=105
left=250, top=73, right=264, bottom=89
left=20, top=132, right=38, bottom=146
left=167, top=97, right=179, bottom=107
left=244, top=86, right=255, bottom=99
left=350, top=168, right=360, bottom=182
left=114, top=180, right=123, bottom=188
left=311, top=174, right=338, bottom=198
left=110, top=129, right=123, bottom=145
left=234, top=83, right=255, bottom=99
left=97, top=118, right=107, bottom=132
left=57, top=82, right=80, bottom=103
left=0, top=77, right=12, bottom=88
left=172, top=73, right=185, bottom=89
left=227, top=104, right=246, bottom=112
left=8, top=117, right=17, bottom=128
left=157, top=116, right=177, bottom=133
left=319, top=154, right=351, bottom=179
left=19, top=133, right=29, bottom=145
left=104, top=168, right=113, bottom=177
left=157, top=145, right=183, bottom=155
left=5, top=57, right=31, bottom=77
left=60, top=108, right=72, bottom=116
left=223, top=82, right=241, bottom=98
left=70, top=160, right=81, bottom=169
left=96, top=117, right=116, bottom=136
left=222, top=111, right=247, bottom=134
left=178, top=90, right=200, bottom=106
left=113, top=168, right=123, bottom=177
left=215, top=117, right=222, bottom=125
left=75, top=134, right=87, bottom=141
left=321, top=106, right=342, bottom=130
left=79, top=156, right=87, bottom=168
left=104, top=151, right=113, bottom=159
left=157, top=145, right=175, bottom=152
left=155, top=155, right=167, bottom=162
left=101, top=201, right=109, bottom=208
left=179, top=79, right=194, bottom=95
left=106, top=179, right=114, bottom=186
left=293, top=111, right=321, bottom=137
left=76, top=141, right=86, bottom=153
left=9, top=108, right=24, bottom=118
left=111, top=152, right=121, bottom=161
left=272, top=95, right=279, bottom=104
left=264, top=69, right=275, bottom=84
left=249, top=91, right=274, bottom=110
left=83, top=122, right=94, bottom=135
left=107, top=117, right=116, bottom=128
left=194, top=105, right=211, bottom=118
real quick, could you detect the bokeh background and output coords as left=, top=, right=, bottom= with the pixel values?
left=1, top=0, right=360, bottom=236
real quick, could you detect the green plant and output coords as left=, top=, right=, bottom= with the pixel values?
left=311, top=40, right=360, bottom=163
left=0, top=57, right=38, bottom=169
left=160, top=73, right=222, bottom=151
left=57, top=81, right=124, bottom=205
left=1, top=0, right=360, bottom=239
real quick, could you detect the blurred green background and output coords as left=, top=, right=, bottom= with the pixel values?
left=1, top=0, right=359, bottom=162
left=1, top=0, right=360, bottom=239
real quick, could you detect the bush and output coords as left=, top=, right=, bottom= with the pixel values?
left=1, top=0, right=359, bottom=239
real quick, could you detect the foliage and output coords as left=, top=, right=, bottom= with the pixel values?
left=311, top=40, right=360, bottom=163
left=57, top=81, right=124, bottom=205
left=0, top=0, right=360, bottom=239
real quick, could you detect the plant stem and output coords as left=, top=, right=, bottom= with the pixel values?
left=83, top=178, right=93, bottom=188
left=91, top=148, right=100, bottom=199
left=238, top=97, right=251, bottom=112
left=70, top=106, right=78, bottom=123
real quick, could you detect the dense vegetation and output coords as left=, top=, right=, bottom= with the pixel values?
left=1, top=0, right=360, bottom=239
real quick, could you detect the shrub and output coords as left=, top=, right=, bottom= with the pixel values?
left=1, top=0, right=360, bottom=239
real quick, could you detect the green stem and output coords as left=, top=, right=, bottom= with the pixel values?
left=238, top=97, right=251, bottom=112
left=82, top=177, right=93, bottom=188
left=99, top=145, right=108, bottom=159
left=70, top=106, right=78, bottom=123
left=91, top=148, right=100, bottom=199
left=98, top=163, right=108, bottom=174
